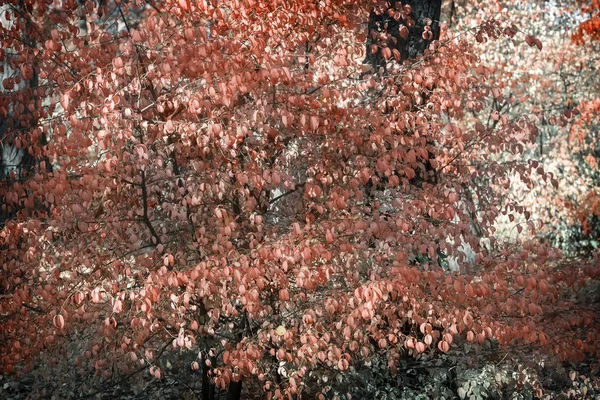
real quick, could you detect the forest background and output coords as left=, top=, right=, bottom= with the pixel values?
left=0, top=0, right=599, bottom=399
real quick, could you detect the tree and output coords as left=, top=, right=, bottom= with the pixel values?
left=0, top=0, right=598, bottom=398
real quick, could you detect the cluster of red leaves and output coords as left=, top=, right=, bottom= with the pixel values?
left=0, top=0, right=598, bottom=397
left=573, top=0, right=600, bottom=43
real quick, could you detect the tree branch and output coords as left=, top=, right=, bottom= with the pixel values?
left=140, top=170, right=160, bottom=245
left=270, top=183, right=305, bottom=204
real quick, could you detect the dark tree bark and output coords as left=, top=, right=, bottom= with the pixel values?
left=364, top=0, right=442, bottom=69
left=226, top=380, right=243, bottom=400
left=202, top=357, right=211, bottom=400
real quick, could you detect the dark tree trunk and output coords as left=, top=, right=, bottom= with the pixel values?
left=364, top=0, right=442, bottom=69
left=202, top=358, right=211, bottom=400
left=226, top=380, right=243, bottom=400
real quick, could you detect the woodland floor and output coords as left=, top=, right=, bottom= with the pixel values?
left=1, top=356, right=600, bottom=400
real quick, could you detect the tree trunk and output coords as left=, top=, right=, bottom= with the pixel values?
left=202, top=358, right=211, bottom=400
left=226, top=380, right=243, bottom=400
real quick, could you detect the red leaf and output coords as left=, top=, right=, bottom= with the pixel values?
left=424, top=334, right=433, bottom=345
left=178, top=0, right=190, bottom=11
left=381, top=47, right=392, bottom=59
left=310, top=116, right=319, bottom=130
left=53, top=314, right=65, bottom=329
left=525, top=35, right=535, bottom=46
left=438, top=340, right=450, bottom=353
left=60, top=94, right=69, bottom=110
left=465, top=283, right=475, bottom=298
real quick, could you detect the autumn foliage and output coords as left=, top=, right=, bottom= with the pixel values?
left=573, top=0, right=600, bottom=43
left=0, top=0, right=599, bottom=398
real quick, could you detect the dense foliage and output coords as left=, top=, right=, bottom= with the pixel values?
left=0, top=0, right=598, bottom=398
